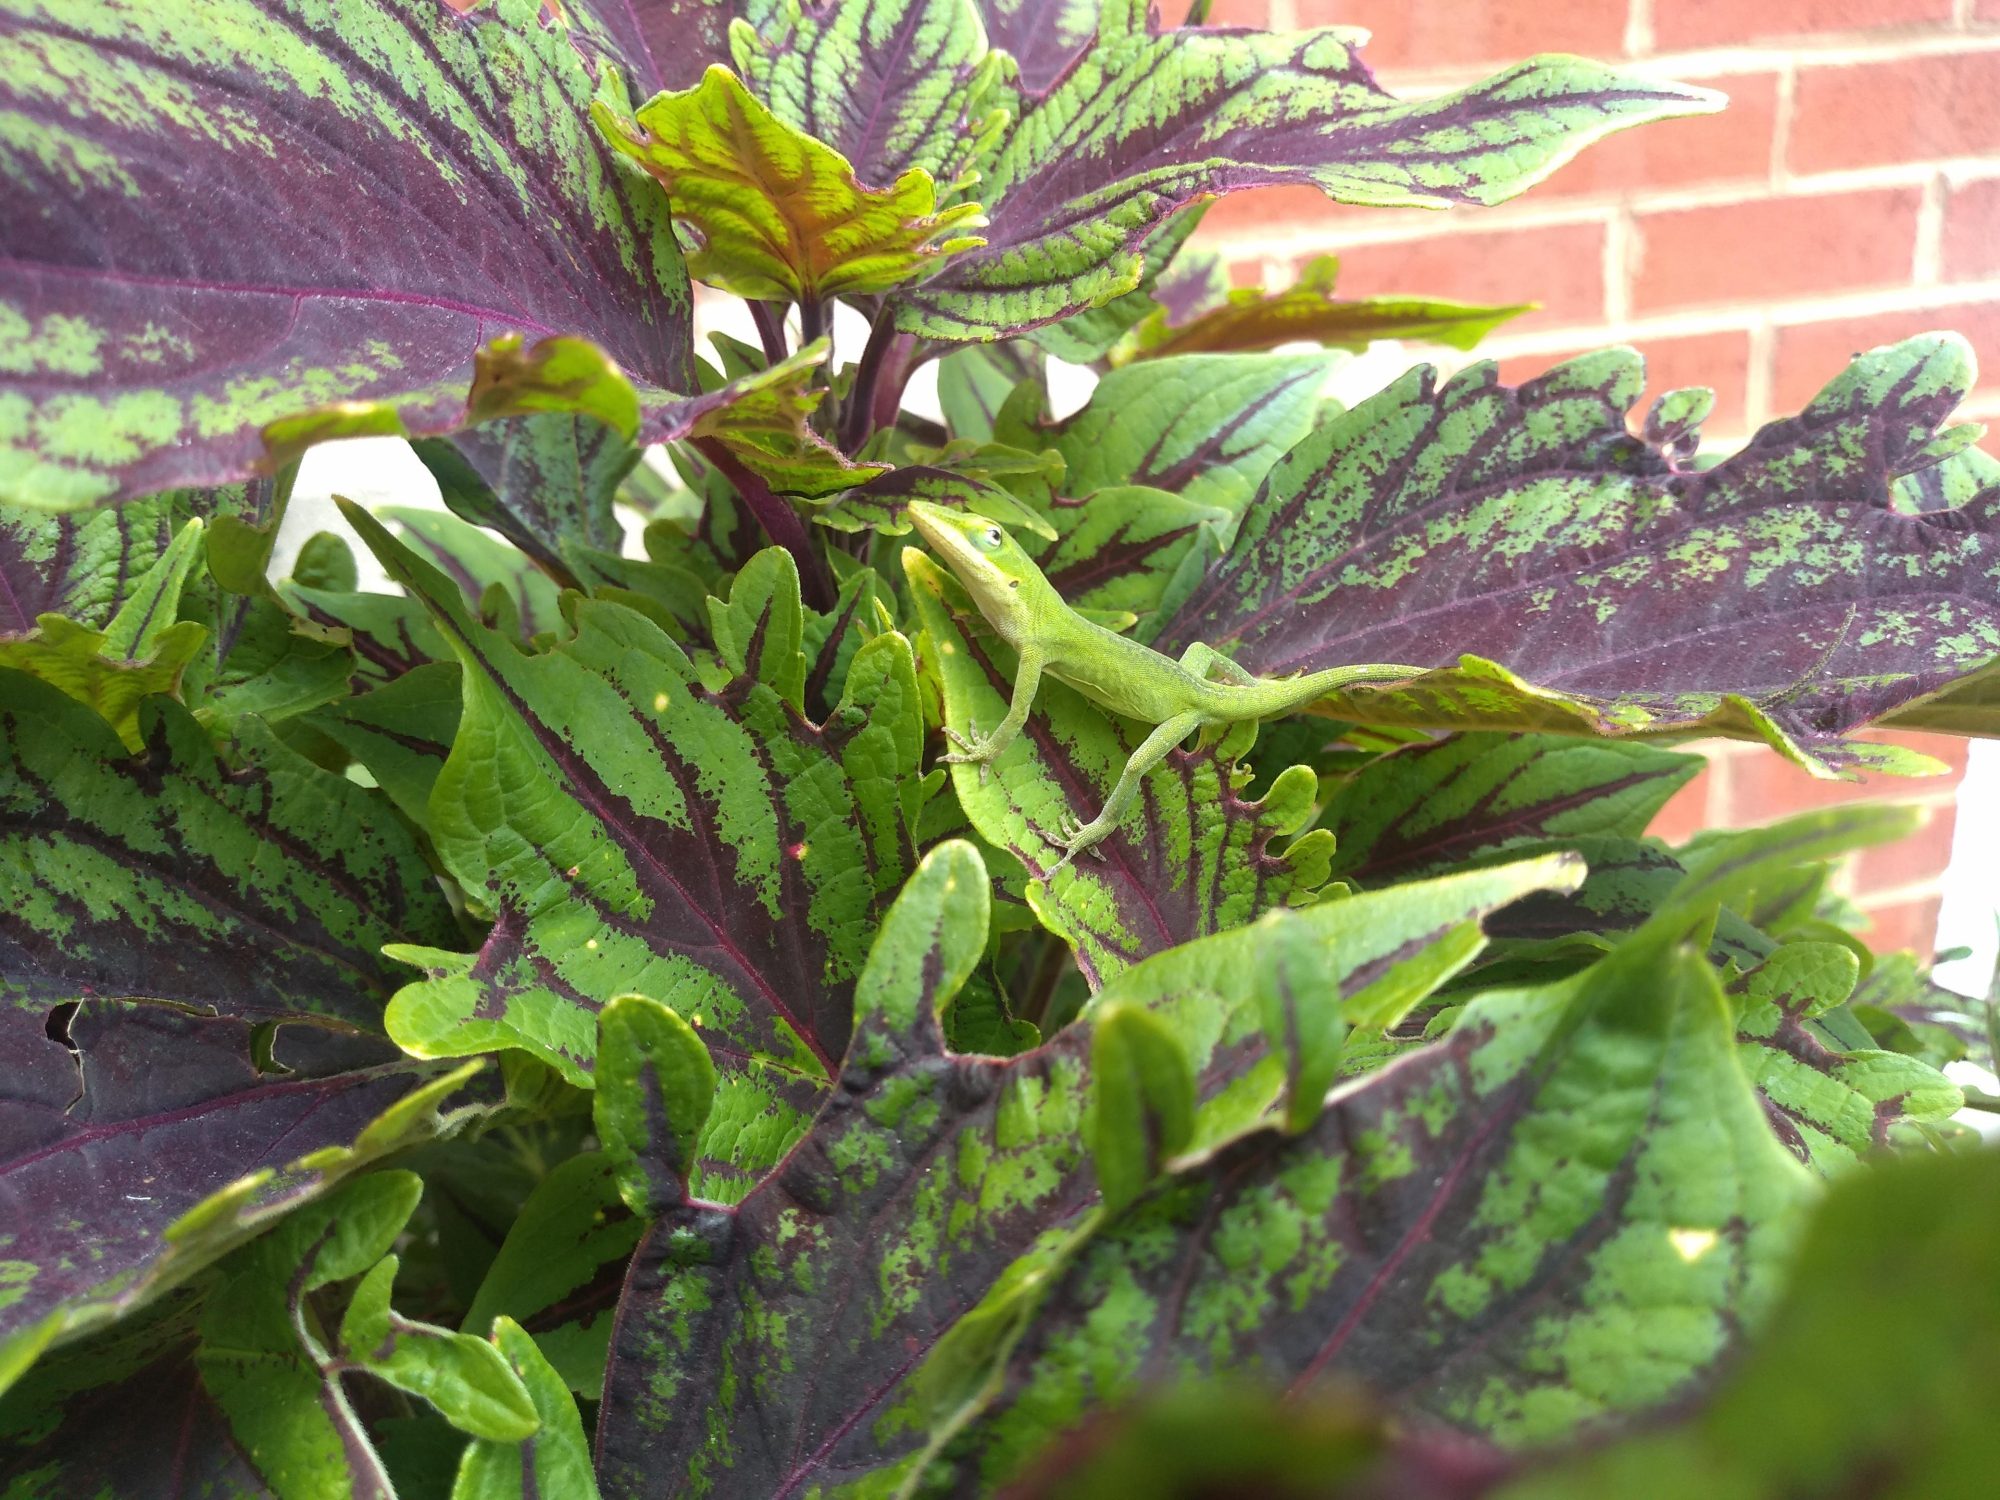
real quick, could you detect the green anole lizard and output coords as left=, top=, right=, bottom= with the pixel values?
left=907, top=501, right=1424, bottom=873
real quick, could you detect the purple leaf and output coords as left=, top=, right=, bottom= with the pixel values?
left=0, top=996, right=484, bottom=1383
left=1156, top=335, right=2000, bottom=765
left=0, top=0, right=693, bottom=508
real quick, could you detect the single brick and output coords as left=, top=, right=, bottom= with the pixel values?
left=1320, top=218, right=1610, bottom=330
left=1533, top=71, right=1779, bottom=199
left=1630, top=187, right=1922, bottom=315
left=1294, top=0, right=1625, bottom=74
left=1790, top=52, right=2000, bottom=175
left=1653, top=0, right=1951, bottom=51
left=1771, top=301, right=2000, bottom=412
left=1941, top=177, right=2000, bottom=284
left=1496, top=329, right=1755, bottom=436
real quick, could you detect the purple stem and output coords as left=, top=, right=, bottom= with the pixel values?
left=691, top=436, right=837, bottom=610
left=749, top=300, right=789, bottom=366
left=840, top=314, right=901, bottom=452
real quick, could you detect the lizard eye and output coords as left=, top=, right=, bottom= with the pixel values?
left=982, top=526, right=1003, bottom=548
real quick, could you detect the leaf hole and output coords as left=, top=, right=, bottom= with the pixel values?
left=43, top=1001, right=78, bottom=1055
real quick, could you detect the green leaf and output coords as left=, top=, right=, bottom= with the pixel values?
left=594, top=64, right=985, bottom=302
left=935, top=941, right=1815, bottom=1487
left=1502, top=1145, right=2000, bottom=1499
left=380, top=507, right=565, bottom=645
left=1089, top=1003, right=1196, bottom=1214
left=451, top=1320, right=602, bottom=1500
left=0, top=517, right=208, bottom=747
left=1024, top=352, right=1333, bottom=515
left=339, top=1256, right=539, bottom=1443
left=1322, top=733, right=1704, bottom=884
left=461, top=1154, right=644, bottom=1397
left=1156, top=335, right=2000, bottom=765
left=908, top=548, right=1336, bottom=987
left=308, top=662, right=465, bottom=830
left=594, top=846, right=1579, bottom=1493
left=1116, top=254, right=1529, bottom=362
left=593, top=994, right=720, bottom=1216
left=413, top=415, right=639, bottom=589
left=344, top=504, right=922, bottom=1197
left=1729, top=942, right=1963, bottom=1170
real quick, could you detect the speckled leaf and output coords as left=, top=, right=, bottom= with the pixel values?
left=933, top=937, right=1816, bottom=1488
left=1, top=0, right=694, bottom=509
left=346, top=507, right=922, bottom=1198
left=594, top=64, right=986, bottom=302
left=908, top=548, right=1336, bottom=987
left=593, top=842, right=1578, bottom=1496
left=1156, top=335, right=2000, bottom=767
left=1116, top=254, right=1529, bottom=362
left=0, top=675, right=458, bottom=1029
left=0, top=992, right=485, bottom=1393
left=1728, top=942, right=1962, bottom=1171
left=413, top=416, right=639, bottom=589
left=898, top=20, right=1718, bottom=338
left=1502, top=1143, right=2000, bottom=1500
left=1322, top=733, right=1703, bottom=885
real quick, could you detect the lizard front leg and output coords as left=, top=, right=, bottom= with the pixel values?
left=1048, top=710, right=1205, bottom=876
left=939, top=646, right=1045, bottom=783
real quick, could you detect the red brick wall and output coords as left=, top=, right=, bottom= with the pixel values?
left=1194, top=2, right=1998, bottom=955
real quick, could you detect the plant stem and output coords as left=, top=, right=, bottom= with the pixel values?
left=691, top=436, right=837, bottom=610
left=841, top=315, right=902, bottom=452
left=749, top=300, right=789, bottom=366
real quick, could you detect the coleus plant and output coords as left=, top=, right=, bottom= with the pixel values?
left=1, top=1, right=1997, bottom=1496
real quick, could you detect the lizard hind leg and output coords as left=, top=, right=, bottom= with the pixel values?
left=1046, top=710, right=1205, bottom=878
left=1177, top=641, right=1261, bottom=687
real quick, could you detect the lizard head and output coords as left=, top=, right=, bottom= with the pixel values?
left=906, top=502, right=1042, bottom=631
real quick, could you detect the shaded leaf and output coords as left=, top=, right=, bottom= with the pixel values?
left=310, top=663, right=465, bottom=831
left=461, top=1154, right=643, bottom=1397
left=594, top=994, right=718, bottom=1216
left=1156, top=335, right=2000, bottom=766
left=413, top=415, right=639, bottom=588
left=347, top=508, right=922, bottom=1198
left=0, top=0, right=693, bottom=508
left=0, top=1294, right=278, bottom=1499
left=0, top=992, right=485, bottom=1392
left=594, top=64, right=985, bottom=302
